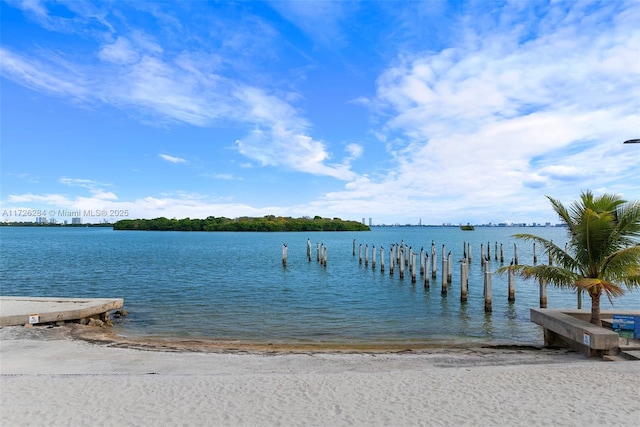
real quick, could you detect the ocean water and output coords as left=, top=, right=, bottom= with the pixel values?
left=1, top=226, right=638, bottom=345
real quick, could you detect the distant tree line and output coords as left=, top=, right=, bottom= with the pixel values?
left=113, top=215, right=370, bottom=232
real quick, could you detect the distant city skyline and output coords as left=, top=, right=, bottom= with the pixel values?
left=1, top=1, right=638, bottom=225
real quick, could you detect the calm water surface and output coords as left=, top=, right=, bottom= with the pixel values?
left=1, top=226, right=638, bottom=345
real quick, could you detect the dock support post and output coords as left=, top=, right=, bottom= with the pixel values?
left=484, top=258, right=492, bottom=312
left=460, top=260, right=468, bottom=303
left=431, top=241, right=437, bottom=279
left=508, top=263, right=515, bottom=302
left=539, top=278, right=547, bottom=308
left=441, top=258, right=448, bottom=295
left=424, top=255, right=430, bottom=289
left=282, top=244, right=287, bottom=267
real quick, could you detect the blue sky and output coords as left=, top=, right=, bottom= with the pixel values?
left=1, top=0, right=638, bottom=225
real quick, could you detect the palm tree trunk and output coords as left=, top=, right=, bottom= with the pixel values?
left=590, top=291, right=601, bottom=327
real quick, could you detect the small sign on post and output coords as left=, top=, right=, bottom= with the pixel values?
left=29, top=314, right=39, bottom=324
left=583, top=331, right=591, bottom=346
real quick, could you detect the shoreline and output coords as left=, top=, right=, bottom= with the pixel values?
left=2, top=324, right=639, bottom=426
left=62, top=323, right=546, bottom=354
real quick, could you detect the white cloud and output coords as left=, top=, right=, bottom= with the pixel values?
left=159, top=154, right=187, bottom=164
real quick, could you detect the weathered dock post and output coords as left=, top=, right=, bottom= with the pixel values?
left=447, top=251, right=453, bottom=284
left=483, top=257, right=492, bottom=312
left=389, top=245, right=395, bottom=275
left=514, top=243, right=518, bottom=265
left=487, top=241, right=491, bottom=260
left=323, top=245, right=328, bottom=267
left=365, top=244, right=369, bottom=267
left=533, top=242, right=537, bottom=265
left=399, top=246, right=405, bottom=279
left=307, top=238, right=312, bottom=262
left=411, top=253, right=417, bottom=283
left=480, top=243, right=485, bottom=266
left=548, top=240, right=553, bottom=266
left=358, top=243, right=363, bottom=265
left=380, top=246, right=385, bottom=272
left=500, top=243, right=504, bottom=264
left=539, top=278, right=547, bottom=308
left=467, top=243, right=472, bottom=264
left=420, top=247, right=425, bottom=276
left=508, top=261, right=515, bottom=302
left=460, top=259, right=468, bottom=303
left=406, top=245, right=410, bottom=267
left=431, top=241, right=437, bottom=279
left=577, top=289, right=582, bottom=309
left=282, top=243, right=288, bottom=267
left=353, top=239, right=356, bottom=257
left=441, top=244, right=446, bottom=284
left=441, top=257, right=448, bottom=295
left=424, top=255, right=430, bottom=288
left=372, top=245, right=376, bottom=269
left=494, top=241, right=498, bottom=261
left=317, top=242, right=321, bottom=262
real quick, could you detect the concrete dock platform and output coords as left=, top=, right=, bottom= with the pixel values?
left=0, top=296, right=124, bottom=327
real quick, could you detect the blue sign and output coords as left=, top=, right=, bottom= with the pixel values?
left=613, top=315, right=635, bottom=330
left=613, top=315, right=640, bottom=339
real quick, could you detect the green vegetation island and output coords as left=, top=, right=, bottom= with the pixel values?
left=113, top=216, right=370, bottom=232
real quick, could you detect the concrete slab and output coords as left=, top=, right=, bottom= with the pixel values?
left=0, top=296, right=124, bottom=327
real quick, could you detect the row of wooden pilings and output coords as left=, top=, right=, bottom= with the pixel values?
left=352, top=239, right=554, bottom=313
left=282, top=239, right=328, bottom=267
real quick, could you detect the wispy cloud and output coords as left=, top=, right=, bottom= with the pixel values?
left=159, top=154, right=187, bottom=164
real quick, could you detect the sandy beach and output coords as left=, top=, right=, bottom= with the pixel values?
left=1, top=325, right=639, bottom=427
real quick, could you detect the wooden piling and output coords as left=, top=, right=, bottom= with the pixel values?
left=365, top=244, right=369, bottom=267
left=533, top=242, right=537, bottom=265
left=307, top=238, right=312, bottom=262
left=539, top=277, right=547, bottom=308
left=380, top=246, right=385, bottom=272
left=282, top=243, right=287, bottom=267
left=358, top=243, right=362, bottom=265
left=352, top=239, right=356, bottom=257
left=420, top=247, right=425, bottom=276
left=468, top=243, right=472, bottom=263
left=460, top=260, right=468, bottom=303
left=431, top=241, right=437, bottom=279
left=484, top=258, right=492, bottom=312
left=447, top=252, right=452, bottom=284
left=500, top=243, right=504, bottom=264
left=441, top=258, right=448, bottom=295
left=411, top=253, right=417, bottom=283
left=389, top=245, right=395, bottom=275
left=508, top=262, right=515, bottom=302
left=480, top=244, right=485, bottom=266
left=424, top=255, right=430, bottom=289
left=399, top=246, right=405, bottom=279
left=372, top=245, right=376, bottom=269
left=494, top=241, right=498, bottom=261
left=487, top=241, right=491, bottom=259
left=514, top=243, right=518, bottom=265
left=548, top=240, right=553, bottom=266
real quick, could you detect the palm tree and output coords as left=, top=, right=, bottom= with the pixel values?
left=499, top=191, right=640, bottom=327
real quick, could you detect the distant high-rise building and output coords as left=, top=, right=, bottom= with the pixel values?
left=35, top=217, right=46, bottom=223
left=362, top=217, right=365, bottom=225
left=72, top=217, right=82, bottom=225
left=368, top=218, right=372, bottom=226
